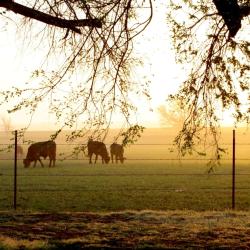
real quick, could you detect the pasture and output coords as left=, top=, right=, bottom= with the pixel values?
left=1, top=128, right=250, bottom=249
left=1, top=159, right=250, bottom=212
left=1, top=127, right=250, bottom=212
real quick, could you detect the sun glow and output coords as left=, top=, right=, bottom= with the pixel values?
left=0, top=2, right=248, bottom=131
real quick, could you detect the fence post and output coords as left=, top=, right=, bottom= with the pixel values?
left=14, top=130, right=17, bottom=210
left=232, top=129, right=236, bottom=210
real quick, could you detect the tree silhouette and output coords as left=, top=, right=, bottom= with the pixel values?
left=167, top=0, right=249, bottom=163
left=0, top=0, right=152, bottom=142
left=158, top=99, right=187, bottom=129
left=213, top=0, right=250, bottom=38
left=0, top=0, right=249, bottom=149
left=0, top=115, right=24, bottom=157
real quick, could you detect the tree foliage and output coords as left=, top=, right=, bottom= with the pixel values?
left=167, top=0, right=249, bottom=165
left=0, top=0, right=249, bottom=155
left=0, top=0, right=152, bottom=143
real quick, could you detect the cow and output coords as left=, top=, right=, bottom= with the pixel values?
left=23, top=141, right=56, bottom=168
left=87, top=139, right=110, bottom=164
left=110, top=143, right=125, bottom=164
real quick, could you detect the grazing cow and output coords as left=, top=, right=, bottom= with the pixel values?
left=87, top=139, right=110, bottom=164
left=23, top=141, right=56, bottom=168
left=110, top=143, right=125, bottom=164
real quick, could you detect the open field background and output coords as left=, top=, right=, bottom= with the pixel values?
left=1, top=128, right=250, bottom=249
left=1, top=127, right=250, bottom=160
left=0, top=127, right=250, bottom=212
left=1, top=161, right=250, bottom=211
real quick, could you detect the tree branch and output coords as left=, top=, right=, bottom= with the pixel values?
left=0, top=0, right=102, bottom=34
left=240, top=4, right=250, bottom=18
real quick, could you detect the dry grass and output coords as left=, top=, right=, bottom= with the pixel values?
left=1, top=210, right=250, bottom=249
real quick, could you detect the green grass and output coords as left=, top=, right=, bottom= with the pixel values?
left=1, top=160, right=250, bottom=212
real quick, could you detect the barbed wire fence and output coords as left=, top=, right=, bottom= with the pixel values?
left=1, top=129, right=250, bottom=211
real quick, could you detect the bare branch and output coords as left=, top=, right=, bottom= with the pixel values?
left=167, top=0, right=249, bottom=166
left=0, top=0, right=153, bottom=143
left=0, top=0, right=102, bottom=34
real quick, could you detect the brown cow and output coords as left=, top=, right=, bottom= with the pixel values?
left=110, top=143, right=125, bottom=164
left=87, top=139, right=110, bottom=164
left=23, top=141, right=56, bottom=168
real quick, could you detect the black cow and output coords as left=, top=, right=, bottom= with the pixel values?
left=110, top=143, right=125, bottom=164
left=87, top=139, right=110, bottom=164
left=23, top=141, right=56, bottom=168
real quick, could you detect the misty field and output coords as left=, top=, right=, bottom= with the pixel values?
left=1, top=159, right=250, bottom=212
left=1, top=128, right=250, bottom=212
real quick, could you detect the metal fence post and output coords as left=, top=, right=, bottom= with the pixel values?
left=232, top=129, right=235, bottom=210
left=14, top=130, right=17, bottom=210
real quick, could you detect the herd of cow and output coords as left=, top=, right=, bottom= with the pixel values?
left=22, top=139, right=125, bottom=168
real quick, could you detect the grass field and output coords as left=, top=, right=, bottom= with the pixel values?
left=1, top=159, right=250, bottom=212
left=1, top=129, right=250, bottom=249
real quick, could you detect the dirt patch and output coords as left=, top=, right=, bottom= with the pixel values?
left=1, top=210, right=250, bottom=249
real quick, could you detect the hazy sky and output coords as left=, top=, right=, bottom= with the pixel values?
left=0, top=2, right=244, bottom=131
left=0, top=3, right=187, bottom=130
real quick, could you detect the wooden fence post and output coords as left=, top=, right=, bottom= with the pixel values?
left=232, top=129, right=236, bottom=210
left=14, top=130, right=17, bottom=210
